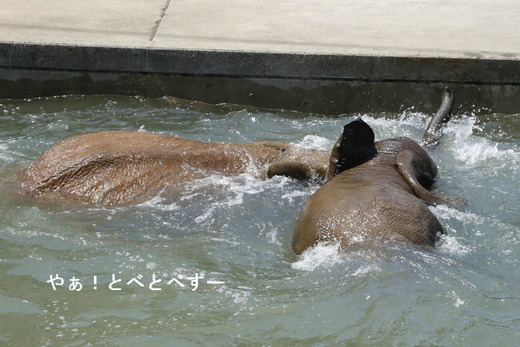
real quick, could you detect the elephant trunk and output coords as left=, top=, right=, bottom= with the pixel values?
left=422, top=87, right=454, bottom=149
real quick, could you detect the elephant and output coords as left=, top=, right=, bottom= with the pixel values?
left=292, top=88, right=465, bottom=255
left=21, top=131, right=329, bottom=205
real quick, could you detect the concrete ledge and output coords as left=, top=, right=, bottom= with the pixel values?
left=1, top=42, right=520, bottom=115
left=2, top=42, right=520, bottom=84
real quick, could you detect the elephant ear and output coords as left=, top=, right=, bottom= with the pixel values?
left=396, top=149, right=466, bottom=207
left=329, top=118, right=377, bottom=176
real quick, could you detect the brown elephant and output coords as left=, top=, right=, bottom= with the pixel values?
left=21, top=131, right=329, bottom=205
left=292, top=88, right=464, bottom=255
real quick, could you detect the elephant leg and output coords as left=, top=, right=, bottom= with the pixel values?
left=422, top=87, right=454, bottom=149
left=267, top=161, right=315, bottom=180
left=396, top=150, right=465, bottom=207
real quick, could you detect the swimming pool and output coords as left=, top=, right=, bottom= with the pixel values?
left=1, top=95, right=519, bottom=345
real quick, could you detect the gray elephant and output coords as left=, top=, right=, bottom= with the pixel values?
left=292, top=88, right=465, bottom=255
left=21, top=131, right=329, bottom=205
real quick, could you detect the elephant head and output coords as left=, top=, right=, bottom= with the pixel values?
left=328, top=118, right=378, bottom=177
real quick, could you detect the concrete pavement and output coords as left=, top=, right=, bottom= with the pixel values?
left=2, top=0, right=519, bottom=58
left=1, top=0, right=519, bottom=113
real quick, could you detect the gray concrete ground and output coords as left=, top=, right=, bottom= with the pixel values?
left=2, top=0, right=519, bottom=59
left=0, top=0, right=519, bottom=113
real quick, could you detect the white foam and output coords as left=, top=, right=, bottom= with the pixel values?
left=212, top=175, right=261, bottom=207
left=0, top=143, right=13, bottom=162
left=137, top=191, right=179, bottom=211
left=215, top=285, right=251, bottom=304
left=182, top=172, right=270, bottom=224
left=350, top=263, right=380, bottom=277
left=437, top=234, right=472, bottom=256
left=361, top=114, right=427, bottom=140
left=266, top=228, right=282, bottom=246
left=194, top=207, right=215, bottom=224
left=291, top=242, right=342, bottom=271
left=446, top=116, right=519, bottom=167
left=431, top=205, right=486, bottom=226
left=209, top=237, right=240, bottom=246
left=447, top=290, right=465, bottom=308
left=281, top=189, right=309, bottom=203
left=428, top=205, right=476, bottom=256
left=294, top=135, right=333, bottom=151
left=454, top=138, right=516, bottom=167
left=398, top=110, right=429, bottom=127
left=46, top=121, right=69, bottom=131
left=290, top=242, right=384, bottom=277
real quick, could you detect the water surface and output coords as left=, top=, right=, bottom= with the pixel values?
left=1, top=95, right=519, bottom=345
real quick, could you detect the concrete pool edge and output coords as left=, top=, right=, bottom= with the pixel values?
left=1, top=42, right=520, bottom=114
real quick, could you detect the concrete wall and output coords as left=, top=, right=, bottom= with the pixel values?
left=1, top=43, right=519, bottom=115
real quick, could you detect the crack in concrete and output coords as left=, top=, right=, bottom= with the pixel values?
left=150, top=0, right=171, bottom=41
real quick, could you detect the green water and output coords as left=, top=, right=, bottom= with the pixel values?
left=0, top=95, right=519, bottom=346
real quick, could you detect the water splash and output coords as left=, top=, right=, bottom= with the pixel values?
left=293, top=134, right=333, bottom=151
left=446, top=116, right=519, bottom=168
left=437, top=234, right=472, bottom=256
left=137, top=192, right=179, bottom=211
left=291, top=242, right=342, bottom=271
left=0, top=142, right=12, bottom=162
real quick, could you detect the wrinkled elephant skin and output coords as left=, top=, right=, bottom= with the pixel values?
left=292, top=113, right=463, bottom=254
left=22, top=130, right=328, bottom=205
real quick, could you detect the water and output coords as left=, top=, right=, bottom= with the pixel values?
left=0, top=95, right=519, bottom=345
